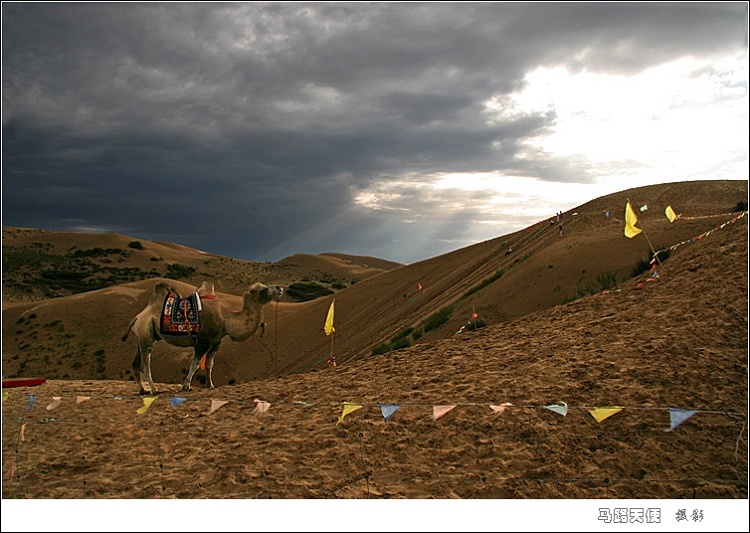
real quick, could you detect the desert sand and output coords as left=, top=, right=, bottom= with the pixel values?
left=1, top=180, right=748, bottom=531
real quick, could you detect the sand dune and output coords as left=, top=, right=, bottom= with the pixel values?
left=2, top=181, right=747, bottom=527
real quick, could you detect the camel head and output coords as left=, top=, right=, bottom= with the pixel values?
left=247, top=282, right=283, bottom=304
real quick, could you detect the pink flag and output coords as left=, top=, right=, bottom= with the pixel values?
left=489, top=402, right=513, bottom=415
left=76, top=396, right=91, bottom=404
left=20, top=422, right=26, bottom=442
left=433, top=405, right=457, bottom=420
left=5, top=462, right=14, bottom=479
left=253, top=399, right=270, bottom=415
left=46, top=397, right=62, bottom=411
left=209, top=399, right=229, bottom=414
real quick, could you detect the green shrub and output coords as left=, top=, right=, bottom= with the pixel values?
left=575, top=279, right=599, bottom=298
left=390, top=337, right=411, bottom=351
left=631, top=248, right=671, bottom=278
left=128, top=241, right=144, bottom=250
left=391, top=327, right=414, bottom=343
left=371, top=343, right=391, bottom=356
left=466, top=319, right=487, bottom=331
left=286, top=281, right=334, bottom=302
left=630, top=258, right=651, bottom=278
left=462, top=269, right=505, bottom=299
left=165, top=263, right=197, bottom=279
left=411, top=328, right=423, bottom=341
left=736, top=201, right=748, bottom=212
left=422, top=306, right=453, bottom=332
left=595, top=270, right=617, bottom=290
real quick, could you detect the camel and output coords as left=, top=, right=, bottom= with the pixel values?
left=122, top=280, right=283, bottom=395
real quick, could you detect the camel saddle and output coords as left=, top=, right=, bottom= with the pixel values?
left=160, top=292, right=203, bottom=339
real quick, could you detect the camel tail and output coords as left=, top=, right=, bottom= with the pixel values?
left=122, top=318, right=137, bottom=342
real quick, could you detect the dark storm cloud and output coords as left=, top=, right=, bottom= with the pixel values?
left=2, top=2, right=747, bottom=263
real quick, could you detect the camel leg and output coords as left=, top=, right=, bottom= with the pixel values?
left=181, top=350, right=202, bottom=392
left=139, top=339, right=158, bottom=395
left=204, top=344, right=220, bottom=389
left=131, top=348, right=149, bottom=396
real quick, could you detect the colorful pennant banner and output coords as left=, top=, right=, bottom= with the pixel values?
left=380, top=404, right=400, bottom=422
left=666, top=408, right=699, bottom=432
left=544, top=402, right=568, bottom=416
left=46, top=397, right=62, bottom=411
left=337, top=402, right=363, bottom=425
left=170, top=397, right=188, bottom=407
left=253, top=399, right=271, bottom=415
left=136, top=396, right=157, bottom=414
left=433, top=405, right=457, bottom=421
left=589, top=407, right=623, bottom=423
left=209, top=399, right=229, bottom=414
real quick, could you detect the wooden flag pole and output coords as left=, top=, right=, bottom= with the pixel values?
left=330, top=330, right=335, bottom=363
left=274, top=295, right=280, bottom=374
left=627, top=198, right=665, bottom=271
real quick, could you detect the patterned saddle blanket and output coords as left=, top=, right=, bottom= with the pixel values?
left=160, top=292, right=202, bottom=338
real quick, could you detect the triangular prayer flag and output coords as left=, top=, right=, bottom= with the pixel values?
left=544, top=402, right=568, bottom=416
left=418, top=283, right=422, bottom=291
left=639, top=204, right=648, bottom=212
left=666, top=408, right=699, bottom=432
left=380, top=404, right=401, bottom=422
left=2, top=392, right=9, bottom=402
left=170, top=397, right=188, bottom=407
left=19, top=423, right=26, bottom=442
left=489, top=402, right=513, bottom=415
left=200, top=353, right=207, bottom=371
left=665, top=206, right=678, bottom=223
left=27, top=394, right=36, bottom=412
left=6, top=462, right=14, bottom=479
left=589, top=406, right=623, bottom=423
left=253, top=399, right=271, bottom=415
left=76, top=396, right=91, bottom=404
left=46, top=397, right=62, bottom=411
left=433, top=405, right=457, bottom=421
left=136, top=396, right=157, bottom=414
left=337, top=401, right=362, bottom=425
left=324, top=300, right=335, bottom=336
left=209, top=399, right=229, bottom=414
left=624, top=202, right=642, bottom=238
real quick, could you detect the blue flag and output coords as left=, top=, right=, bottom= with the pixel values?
left=666, top=408, right=699, bottom=432
left=170, top=397, right=188, bottom=407
left=380, top=404, right=401, bottom=422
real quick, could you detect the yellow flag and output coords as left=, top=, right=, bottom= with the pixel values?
left=589, top=406, right=623, bottom=423
left=665, top=205, right=677, bottom=223
left=624, top=202, right=642, bottom=238
left=137, top=396, right=157, bottom=414
left=337, top=401, right=362, bottom=425
left=324, top=300, right=335, bottom=336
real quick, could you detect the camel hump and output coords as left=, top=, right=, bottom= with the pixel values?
left=196, top=281, right=215, bottom=296
left=149, top=281, right=179, bottom=305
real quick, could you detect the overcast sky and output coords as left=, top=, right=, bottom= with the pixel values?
left=2, top=2, right=748, bottom=264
